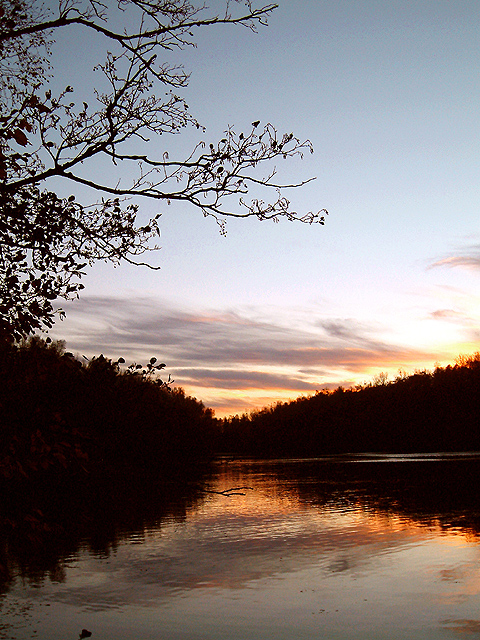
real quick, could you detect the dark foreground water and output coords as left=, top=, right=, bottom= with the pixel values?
left=3, top=454, right=480, bottom=639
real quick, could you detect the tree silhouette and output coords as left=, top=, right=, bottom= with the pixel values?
left=220, top=353, right=480, bottom=456
left=0, top=0, right=327, bottom=339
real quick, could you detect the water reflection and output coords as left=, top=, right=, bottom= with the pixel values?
left=0, top=467, right=212, bottom=593
left=2, top=455, right=480, bottom=639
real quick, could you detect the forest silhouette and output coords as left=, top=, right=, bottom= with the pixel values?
left=221, top=353, right=480, bottom=457
left=0, top=336, right=216, bottom=484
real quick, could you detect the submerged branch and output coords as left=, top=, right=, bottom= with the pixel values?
left=206, top=486, right=254, bottom=497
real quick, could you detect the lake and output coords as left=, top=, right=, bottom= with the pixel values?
left=2, top=454, right=480, bottom=639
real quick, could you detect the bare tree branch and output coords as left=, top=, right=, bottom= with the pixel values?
left=205, top=486, right=254, bottom=497
left=0, top=0, right=327, bottom=340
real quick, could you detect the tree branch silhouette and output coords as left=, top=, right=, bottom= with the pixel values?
left=0, top=0, right=327, bottom=339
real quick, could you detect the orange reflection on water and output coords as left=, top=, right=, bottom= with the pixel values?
left=4, top=457, right=480, bottom=640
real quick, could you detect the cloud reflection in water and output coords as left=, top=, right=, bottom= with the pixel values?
left=3, top=457, right=480, bottom=640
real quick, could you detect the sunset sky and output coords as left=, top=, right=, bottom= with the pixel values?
left=48, top=0, right=480, bottom=416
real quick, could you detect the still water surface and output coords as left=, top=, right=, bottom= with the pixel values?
left=3, top=454, right=480, bottom=639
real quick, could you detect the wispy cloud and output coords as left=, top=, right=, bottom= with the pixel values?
left=429, top=308, right=480, bottom=343
left=177, top=368, right=321, bottom=392
left=430, top=309, right=464, bottom=321
left=430, top=244, right=480, bottom=271
left=51, top=295, right=446, bottom=415
left=56, top=295, right=421, bottom=368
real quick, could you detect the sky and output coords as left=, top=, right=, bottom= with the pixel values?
left=45, top=0, right=480, bottom=417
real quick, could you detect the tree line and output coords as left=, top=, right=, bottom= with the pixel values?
left=220, top=354, right=480, bottom=456
left=0, top=336, right=216, bottom=484
left=2, top=338, right=480, bottom=487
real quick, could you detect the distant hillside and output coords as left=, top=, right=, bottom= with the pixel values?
left=220, top=354, right=480, bottom=456
left=3, top=338, right=480, bottom=476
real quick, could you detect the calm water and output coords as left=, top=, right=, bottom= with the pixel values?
left=3, top=454, right=480, bottom=639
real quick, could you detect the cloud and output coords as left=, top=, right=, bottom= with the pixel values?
left=430, top=309, right=464, bottom=320
left=318, top=318, right=395, bottom=353
left=57, top=296, right=419, bottom=369
left=320, top=318, right=373, bottom=341
left=429, top=308, right=480, bottom=343
left=430, top=244, right=480, bottom=271
left=177, top=368, right=321, bottom=391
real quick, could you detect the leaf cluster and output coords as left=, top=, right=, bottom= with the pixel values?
left=0, top=185, right=160, bottom=338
